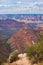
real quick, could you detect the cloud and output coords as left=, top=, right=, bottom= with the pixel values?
left=0, top=4, right=13, bottom=7
left=0, top=0, right=43, bottom=14
left=34, top=2, right=43, bottom=5
left=17, top=1, right=22, bottom=4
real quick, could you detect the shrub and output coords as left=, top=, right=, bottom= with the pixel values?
left=7, top=50, right=20, bottom=63
left=34, top=42, right=43, bottom=62
left=0, top=61, right=2, bottom=65
left=27, top=42, right=43, bottom=64
left=27, top=45, right=36, bottom=59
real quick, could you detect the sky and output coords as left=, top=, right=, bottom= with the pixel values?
left=0, top=0, right=43, bottom=14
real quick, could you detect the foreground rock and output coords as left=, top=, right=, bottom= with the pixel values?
left=10, top=53, right=31, bottom=65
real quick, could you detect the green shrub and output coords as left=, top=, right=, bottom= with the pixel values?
left=7, top=50, right=20, bottom=63
left=34, top=42, right=43, bottom=62
left=0, top=61, right=2, bottom=65
left=27, top=45, right=36, bottom=59
left=27, top=42, right=43, bottom=64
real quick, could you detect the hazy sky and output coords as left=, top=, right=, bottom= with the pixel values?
left=0, top=0, right=43, bottom=14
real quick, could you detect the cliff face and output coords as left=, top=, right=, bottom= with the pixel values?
left=7, top=27, right=39, bottom=53
left=0, top=42, right=11, bottom=62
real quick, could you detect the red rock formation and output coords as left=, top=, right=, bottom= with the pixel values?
left=7, top=27, right=39, bottom=53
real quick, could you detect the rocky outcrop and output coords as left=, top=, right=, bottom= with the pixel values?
left=10, top=53, right=31, bottom=65
left=7, top=27, right=39, bottom=53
